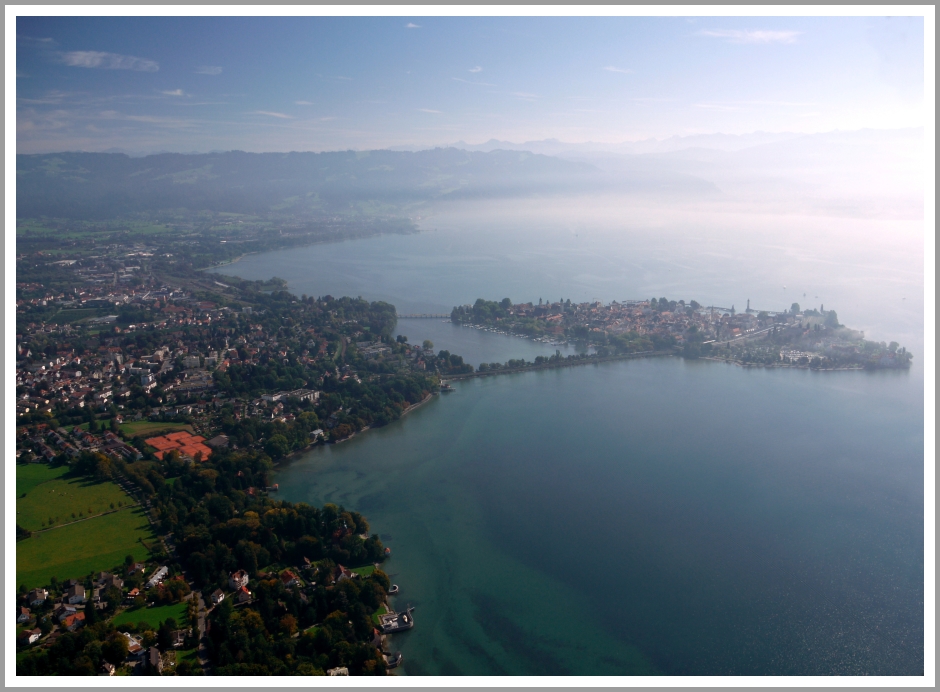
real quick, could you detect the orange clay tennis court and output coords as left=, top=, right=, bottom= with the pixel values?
left=145, top=431, right=212, bottom=460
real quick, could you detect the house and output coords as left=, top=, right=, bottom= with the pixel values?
left=16, top=606, right=31, bottom=624
left=100, top=661, right=116, bottom=676
left=27, top=588, right=48, bottom=607
left=97, top=572, right=124, bottom=590
left=148, top=646, right=163, bottom=674
left=62, top=611, right=86, bottom=632
left=125, top=588, right=140, bottom=604
left=335, top=564, right=356, bottom=583
left=205, top=434, right=229, bottom=449
left=327, top=667, right=349, bottom=676
left=280, top=569, right=300, bottom=588
left=122, top=632, right=143, bottom=656
left=228, top=570, right=249, bottom=590
left=171, top=629, right=189, bottom=648
left=235, top=586, right=252, bottom=605
left=18, top=629, right=41, bottom=645
left=54, top=604, right=78, bottom=623
left=65, top=584, right=86, bottom=604
left=146, top=565, right=169, bottom=589
left=128, top=562, right=147, bottom=576
left=210, top=589, right=225, bottom=606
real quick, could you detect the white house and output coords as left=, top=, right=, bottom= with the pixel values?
left=228, top=570, right=249, bottom=590
left=65, top=584, right=86, bottom=604
left=146, top=565, right=169, bottom=589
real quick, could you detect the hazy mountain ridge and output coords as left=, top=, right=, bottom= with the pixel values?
left=15, top=147, right=716, bottom=220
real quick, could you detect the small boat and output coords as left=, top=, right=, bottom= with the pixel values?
left=385, top=652, right=403, bottom=669
left=384, top=547, right=391, bottom=557
left=388, top=584, right=399, bottom=595
left=440, top=383, right=455, bottom=392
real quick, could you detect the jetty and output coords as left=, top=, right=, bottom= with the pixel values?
left=378, top=606, right=415, bottom=634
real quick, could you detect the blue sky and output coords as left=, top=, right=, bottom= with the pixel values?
left=15, top=15, right=925, bottom=153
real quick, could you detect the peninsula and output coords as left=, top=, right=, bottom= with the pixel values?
left=450, top=297, right=913, bottom=372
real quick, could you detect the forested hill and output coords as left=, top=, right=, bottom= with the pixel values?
left=16, top=148, right=601, bottom=219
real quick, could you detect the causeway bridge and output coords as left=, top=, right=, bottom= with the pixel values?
left=397, top=313, right=451, bottom=319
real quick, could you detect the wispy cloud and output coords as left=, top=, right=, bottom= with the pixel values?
left=512, top=91, right=539, bottom=101
left=295, top=100, right=314, bottom=105
left=250, top=110, right=293, bottom=119
left=452, top=77, right=496, bottom=87
left=603, top=66, right=633, bottom=74
left=406, top=22, right=421, bottom=29
left=60, top=50, right=159, bottom=72
left=697, top=29, right=801, bottom=44
left=161, top=89, right=185, bottom=97
left=195, top=65, right=222, bottom=75
left=469, top=66, right=482, bottom=73
left=417, top=108, right=442, bottom=114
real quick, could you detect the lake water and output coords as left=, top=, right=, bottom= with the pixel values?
left=211, top=196, right=925, bottom=676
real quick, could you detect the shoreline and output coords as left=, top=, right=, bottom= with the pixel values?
left=442, top=351, right=674, bottom=381
left=275, top=392, right=437, bottom=465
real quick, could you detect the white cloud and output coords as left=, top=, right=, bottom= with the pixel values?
left=60, top=50, right=159, bottom=72
left=251, top=111, right=293, bottom=119
left=161, top=89, right=185, bottom=96
left=295, top=100, right=314, bottom=105
left=417, top=108, right=442, bottom=114
left=603, top=66, right=633, bottom=74
left=406, top=23, right=421, bottom=29
left=697, top=29, right=801, bottom=44
left=512, top=92, right=539, bottom=101
left=469, top=66, right=482, bottom=73
left=195, top=65, right=222, bottom=75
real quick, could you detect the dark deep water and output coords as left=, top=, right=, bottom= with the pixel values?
left=214, top=200, right=925, bottom=675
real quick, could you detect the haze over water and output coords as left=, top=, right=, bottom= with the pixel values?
left=214, top=197, right=924, bottom=675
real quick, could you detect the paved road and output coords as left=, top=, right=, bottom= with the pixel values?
left=195, top=591, right=210, bottom=673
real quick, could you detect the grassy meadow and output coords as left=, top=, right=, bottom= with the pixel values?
left=16, top=471, right=131, bottom=531
left=112, top=601, right=188, bottom=629
left=15, top=463, right=68, bottom=498
left=16, top=507, right=155, bottom=590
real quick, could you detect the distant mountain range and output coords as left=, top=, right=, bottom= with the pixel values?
left=19, top=147, right=715, bottom=220
left=16, top=127, right=921, bottom=221
left=389, top=131, right=807, bottom=156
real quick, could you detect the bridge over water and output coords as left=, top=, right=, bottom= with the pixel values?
left=397, top=313, right=451, bottom=319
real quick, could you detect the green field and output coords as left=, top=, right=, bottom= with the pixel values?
left=112, top=601, right=188, bottom=629
left=17, top=471, right=131, bottom=531
left=351, top=565, right=375, bottom=577
left=119, top=421, right=193, bottom=437
left=16, top=507, right=156, bottom=590
left=16, top=463, right=68, bottom=497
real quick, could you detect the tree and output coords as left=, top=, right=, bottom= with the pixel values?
left=157, top=617, right=178, bottom=651
left=790, top=303, right=800, bottom=315
left=396, top=335, right=408, bottom=344
left=102, top=632, right=129, bottom=664
left=824, top=310, right=840, bottom=328
left=422, top=340, right=433, bottom=351
left=264, top=434, right=290, bottom=460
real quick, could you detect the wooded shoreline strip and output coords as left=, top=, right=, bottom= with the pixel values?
left=440, top=350, right=675, bottom=381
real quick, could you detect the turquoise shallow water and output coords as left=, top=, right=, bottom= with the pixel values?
left=215, top=200, right=925, bottom=675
